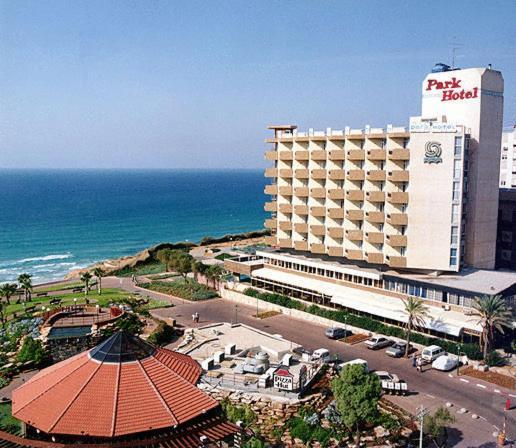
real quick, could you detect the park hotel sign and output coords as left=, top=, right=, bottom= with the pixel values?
left=425, top=76, right=478, bottom=102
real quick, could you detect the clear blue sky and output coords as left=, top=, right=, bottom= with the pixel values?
left=1, top=0, right=515, bottom=169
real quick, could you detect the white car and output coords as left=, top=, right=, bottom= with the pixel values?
left=374, top=371, right=400, bottom=383
left=311, top=348, right=331, bottom=363
left=432, top=355, right=458, bottom=371
left=337, top=358, right=369, bottom=372
left=364, top=336, right=392, bottom=350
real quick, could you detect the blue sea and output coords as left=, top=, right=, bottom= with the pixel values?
left=0, top=169, right=267, bottom=284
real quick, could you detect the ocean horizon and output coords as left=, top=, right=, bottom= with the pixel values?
left=0, top=168, right=267, bottom=284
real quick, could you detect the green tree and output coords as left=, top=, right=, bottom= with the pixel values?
left=206, top=264, right=224, bottom=289
left=191, top=260, right=207, bottom=282
left=80, top=272, right=93, bottom=296
left=17, top=273, right=32, bottom=302
left=331, top=363, right=382, bottom=447
left=471, top=295, right=513, bottom=359
left=156, top=249, right=174, bottom=272
left=0, top=301, right=7, bottom=328
left=402, top=296, right=430, bottom=357
left=0, top=283, right=18, bottom=305
left=423, top=406, right=455, bottom=448
left=17, top=337, right=47, bottom=366
left=93, top=267, right=105, bottom=295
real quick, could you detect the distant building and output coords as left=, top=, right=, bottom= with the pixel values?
left=500, top=127, right=516, bottom=188
left=497, top=189, right=516, bottom=270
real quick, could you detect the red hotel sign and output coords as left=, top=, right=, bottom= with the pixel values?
left=426, top=77, right=478, bottom=102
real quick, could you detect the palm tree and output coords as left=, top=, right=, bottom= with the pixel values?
left=93, top=267, right=105, bottom=295
left=471, top=295, right=513, bottom=360
left=80, top=272, right=93, bottom=296
left=0, top=283, right=18, bottom=305
left=17, top=273, right=33, bottom=302
left=0, top=301, right=7, bottom=328
left=206, top=265, right=224, bottom=290
left=402, top=296, right=430, bottom=357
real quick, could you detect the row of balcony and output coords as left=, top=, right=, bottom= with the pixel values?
left=265, top=210, right=408, bottom=227
left=265, top=168, right=409, bottom=183
left=265, top=185, right=409, bottom=201
left=265, top=131, right=410, bottom=145
left=265, top=148, right=410, bottom=162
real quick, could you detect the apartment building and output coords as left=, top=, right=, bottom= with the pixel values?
left=500, top=127, right=516, bottom=188
left=264, top=66, right=504, bottom=273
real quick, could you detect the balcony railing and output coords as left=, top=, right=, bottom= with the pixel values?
left=328, top=208, right=345, bottom=219
left=279, top=186, right=293, bottom=196
left=294, top=151, right=309, bottom=161
left=295, top=169, right=309, bottom=178
left=387, top=235, right=407, bottom=247
left=367, top=149, right=387, bottom=160
left=388, top=149, right=410, bottom=160
left=311, top=150, right=327, bottom=161
left=264, top=218, right=277, bottom=229
left=279, top=221, right=292, bottom=231
left=346, top=190, right=365, bottom=201
left=278, top=238, right=293, bottom=248
left=311, top=243, right=325, bottom=254
left=278, top=151, right=293, bottom=160
left=366, top=170, right=386, bottom=181
left=346, top=229, right=363, bottom=240
left=365, top=231, right=384, bottom=243
left=310, top=225, right=326, bottom=236
left=294, top=241, right=308, bottom=251
left=365, top=191, right=385, bottom=202
left=264, top=201, right=277, bottom=212
left=387, top=255, right=407, bottom=268
left=328, top=189, right=345, bottom=200
left=366, top=252, right=384, bottom=264
left=329, top=170, right=345, bottom=180
left=346, top=170, right=365, bottom=181
left=365, top=211, right=385, bottom=223
left=328, top=246, right=344, bottom=257
left=279, top=169, right=293, bottom=178
left=328, top=227, right=344, bottom=238
left=347, top=150, right=365, bottom=160
left=387, top=192, right=409, bottom=204
left=294, top=187, right=309, bottom=197
left=294, top=223, right=308, bottom=233
left=310, top=206, right=326, bottom=217
left=265, top=151, right=278, bottom=161
left=310, top=188, right=326, bottom=198
left=264, top=167, right=277, bottom=178
left=311, top=169, right=327, bottom=179
left=346, top=210, right=364, bottom=221
left=345, top=249, right=363, bottom=260
left=386, top=213, right=408, bottom=225
left=294, top=205, right=308, bottom=215
left=329, top=150, right=346, bottom=161
left=279, top=203, right=293, bottom=213
left=387, top=170, right=409, bottom=182
left=264, top=184, right=278, bottom=195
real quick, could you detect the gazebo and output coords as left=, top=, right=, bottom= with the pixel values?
left=4, top=331, right=239, bottom=447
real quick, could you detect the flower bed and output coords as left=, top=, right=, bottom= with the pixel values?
left=461, top=366, right=516, bottom=390
left=139, top=279, right=217, bottom=301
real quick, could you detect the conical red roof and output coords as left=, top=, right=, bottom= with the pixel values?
left=12, top=331, right=218, bottom=438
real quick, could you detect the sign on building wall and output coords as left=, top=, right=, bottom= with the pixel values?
left=273, top=368, right=294, bottom=390
left=424, top=141, right=443, bottom=164
left=409, top=121, right=457, bottom=133
left=425, top=77, right=479, bottom=102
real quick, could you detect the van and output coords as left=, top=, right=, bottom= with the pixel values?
left=311, top=348, right=331, bottom=363
left=421, top=345, right=445, bottom=362
left=337, top=358, right=369, bottom=372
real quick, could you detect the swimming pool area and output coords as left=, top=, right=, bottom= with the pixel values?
left=47, top=325, right=92, bottom=339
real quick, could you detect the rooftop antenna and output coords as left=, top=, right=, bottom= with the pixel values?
left=450, top=40, right=464, bottom=69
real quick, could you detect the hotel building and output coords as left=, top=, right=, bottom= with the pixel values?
left=226, top=65, right=516, bottom=341
left=500, top=127, right=516, bottom=188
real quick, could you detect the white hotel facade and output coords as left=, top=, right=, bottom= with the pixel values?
left=226, top=66, right=516, bottom=341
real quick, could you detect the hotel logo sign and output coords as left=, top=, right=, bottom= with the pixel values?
left=426, top=77, right=478, bottom=102
left=424, top=141, right=442, bottom=164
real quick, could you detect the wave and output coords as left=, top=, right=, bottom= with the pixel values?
left=16, top=253, right=73, bottom=264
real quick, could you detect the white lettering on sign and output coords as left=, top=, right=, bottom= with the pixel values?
left=273, top=374, right=293, bottom=390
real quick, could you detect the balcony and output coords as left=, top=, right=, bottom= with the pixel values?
left=311, top=150, right=327, bottom=161
left=367, top=149, right=386, bottom=160
left=278, top=151, right=293, bottom=161
left=366, top=170, right=386, bottom=181
left=294, top=241, right=308, bottom=251
left=346, top=170, right=365, bottom=181
left=294, top=151, right=309, bottom=161
left=328, top=208, right=345, bottom=219
left=329, top=150, right=345, bottom=161
left=365, top=211, right=385, bottom=223
left=311, top=188, right=326, bottom=198
left=328, top=246, right=344, bottom=257
left=279, top=169, right=293, bottom=178
left=387, top=256, right=407, bottom=268
left=366, top=191, right=385, bottom=202
left=279, top=186, right=293, bottom=196
left=310, top=225, right=326, bottom=236
left=279, top=203, right=293, bottom=213
left=346, top=229, right=363, bottom=241
left=311, top=243, right=325, bottom=254
left=345, top=249, right=363, bottom=260
left=264, top=201, right=277, bottom=212
left=366, top=231, right=384, bottom=243
left=279, top=221, right=292, bottom=231
left=347, top=149, right=365, bottom=161
left=388, top=149, right=410, bottom=160
left=294, top=187, right=309, bottom=197
left=346, top=190, right=365, bottom=201
left=264, top=184, right=278, bottom=195
left=310, top=206, right=326, bottom=217
left=294, top=223, right=308, bottom=233
left=328, top=189, right=345, bottom=200
left=265, top=218, right=277, bottom=229
left=366, top=252, right=384, bottom=264
left=387, top=235, right=407, bottom=247
left=386, top=213, right=408, bottom=225
left=387, top=170, right=409, bottom=182
left=387, top=192, right=409, bottom=204
left=311, top=169, right=327, bottom=179
left=264, top=236, right=276, bottom=246
left=294, top=205, right=308, bottom=215
left=264, top=167, right=277, bottom=178
left=328, top=170, right=345, bottom=180
left=265, top=151, right=278, bottom=161
left=328, top=227, right=344, bottom=238
left=346, top=210, right=364, bottom=221
left=295, top=169, right=309, bottom=179
left=278, top=238, right=293, bottom=248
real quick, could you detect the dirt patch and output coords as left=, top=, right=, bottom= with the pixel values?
left=253, top=310, right=282, bottom=319
left=342, top=333, right=369, bottom=345
left=461, top=366, right=516, bottom=390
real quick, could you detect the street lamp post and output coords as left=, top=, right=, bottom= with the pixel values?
left=456, top=343, right=462, bottom=376
left=344, top=315, right=348, bottom=341
left=416, top=406, right=428, bottom=448
left=234, top=305, right=239, bottom=325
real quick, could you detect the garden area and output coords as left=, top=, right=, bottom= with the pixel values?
left=139, top=279, right=218, bottom=301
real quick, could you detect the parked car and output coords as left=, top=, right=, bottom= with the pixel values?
left=337, top=358, right=369, bottom=372
left=374, top=371, right=400, bottom=383
left=421, top=345, right=446, bottom=362
left=385, top=341, right=413, bottom=358
left=325, top=327, right=350, bottom=339
left=365, top=336, right=392, bottom=350
left=432, top=355, right=458, bottom=371
left=311, top=348, right=331, bottom=363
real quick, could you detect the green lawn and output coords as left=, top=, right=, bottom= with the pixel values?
left=0, top=403, right=21, bottom=434
left=113, top=259, right=166, bottom=277
left=32, top=281, right=93, bottom=293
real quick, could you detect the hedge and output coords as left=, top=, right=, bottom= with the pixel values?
left=243, top=288, right=482, bottom=360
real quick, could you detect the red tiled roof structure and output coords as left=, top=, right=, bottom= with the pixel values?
left=11, top=331, right=221, bottom=439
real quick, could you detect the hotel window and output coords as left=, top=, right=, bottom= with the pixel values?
left=451, top=205, right=460, bottom=223
left=381, top=139, right=387, bottom=149
left=399, top=247, right=406, bottom=256
left=400, top=226, right=406, bottom=235
left=453, top=160, right=461, bottom=179
left=452, top=182, right=461, bottom=201
left=454, top=136, right=462, bottom=157
left=403, top=138, right=409, bottom=148
left=379, top=181, right=385, bottom=191
left=451, top=226, right=459, bottom=245
left=450, top=248, right=458, bottom=266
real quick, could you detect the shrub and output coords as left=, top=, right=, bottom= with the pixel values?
left=220, top=399, right=256, bottom=427
left=115, top=313, right=144, bottom=335
left=140, top=279, right=217, bottom=301
left=147, top=321, right=175, bottom=346
left=485, top=351, right=505, bottom=367
left=16, top=337, right=46, bottom=366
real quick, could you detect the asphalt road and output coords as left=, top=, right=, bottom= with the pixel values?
left=107, top=277, right=515, bottom=446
